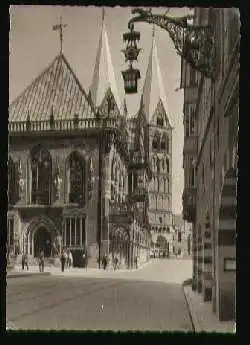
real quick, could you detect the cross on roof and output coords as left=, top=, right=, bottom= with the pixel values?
left=53, top=16, right=68, bottom=54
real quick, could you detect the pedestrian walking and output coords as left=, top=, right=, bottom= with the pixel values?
left=21, top=252, right=29, bottom=271
left=135, top=256, right=138, bottom=269
left=38, top=251, right=44, bottom=272
left=68, top=250, right=73, bottom=268
left=113, top=256, right=119, bottom=271
left=60, top=250, right=66, bottom=272
left=102, top=254, right=108, bottom=270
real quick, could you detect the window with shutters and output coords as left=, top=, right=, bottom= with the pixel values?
left=68, top=152, right=85, bottom=204
left=31, top=145, right=52, bottom=205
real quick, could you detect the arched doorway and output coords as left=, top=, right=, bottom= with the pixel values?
left=33, top=227, right=52, bottom=258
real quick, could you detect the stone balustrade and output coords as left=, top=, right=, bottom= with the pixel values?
left=9, top=118, right=120, bottom=134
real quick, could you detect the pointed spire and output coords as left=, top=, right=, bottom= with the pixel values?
left=140, top=29, right=172, bottom=127
left=89, top=8, right=121, bottom=111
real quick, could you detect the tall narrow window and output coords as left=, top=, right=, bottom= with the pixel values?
left=166, top=158, right=170, bottom=174
left=7, top=219, right=14, bottom=247
left=69, top=152, right=85, bottom=204
left=191, top=167, right=195, bottom=187
left=8, top=158, right=18, bottom=205
left=156, top=116, right=164, bottom=127
left=161, top=134, right=167, bottom=150
left=152, top=133, right=160, bottom=150
left=31, top=145, right=52, bottom=205
left=190, top=105, right=195, bottom=135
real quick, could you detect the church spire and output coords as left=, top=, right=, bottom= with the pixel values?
left=140, top=27, right=172, bottom=127
left=89, top=8, right=121, bottom=111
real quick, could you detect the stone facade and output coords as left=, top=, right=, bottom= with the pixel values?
left=181, top=8, right=239, bottom=321
left=8, top=18, right=152, bottom=269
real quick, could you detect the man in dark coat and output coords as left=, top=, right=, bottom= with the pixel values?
left=60, top=250, right=66, bottom=272
left=21, top=252, right=29, bottom=271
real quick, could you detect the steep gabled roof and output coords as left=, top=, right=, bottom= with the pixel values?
left=140, top=29, right=173, bottom=127
left=9, top=53, right=94, bottom=122
left=89, top=17, right=121, bottom=112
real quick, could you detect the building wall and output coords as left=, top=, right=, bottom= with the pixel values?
left=181, top=8, right=238, bottom=321
left=8, top=135, right=101, bottom=262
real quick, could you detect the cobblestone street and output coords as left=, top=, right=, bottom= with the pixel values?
left=7, top=259, right=193, bottom=331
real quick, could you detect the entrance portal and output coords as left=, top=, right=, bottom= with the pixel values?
left=34, top=227, right=52, bottom=257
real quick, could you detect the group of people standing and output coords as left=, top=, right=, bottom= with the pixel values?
left=60, top=249, right=74, bottom=272
left=100, top=254, right=120, bottom=271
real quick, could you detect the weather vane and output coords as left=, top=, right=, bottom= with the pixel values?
left=53, top=16, right=68, bottom=54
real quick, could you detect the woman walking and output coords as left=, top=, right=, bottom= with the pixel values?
left=38, top=251, right=44, bottom=272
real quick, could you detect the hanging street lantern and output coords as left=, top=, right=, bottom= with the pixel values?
left=121, top=7, right=216, bottom=94
left=122, top=66, right=141, bottom=94
left=121, top=24, right=142, bottom=94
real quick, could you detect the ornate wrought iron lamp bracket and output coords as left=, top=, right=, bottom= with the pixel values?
left=127, top=8, right=216, bottom=79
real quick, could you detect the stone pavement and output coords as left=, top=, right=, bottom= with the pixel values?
left=7, top=259, right=153, bottom=279
left=183, top=285, right=235, bottom=334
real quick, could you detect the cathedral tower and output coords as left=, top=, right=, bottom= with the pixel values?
left=140, top=28, right=173, bottom=248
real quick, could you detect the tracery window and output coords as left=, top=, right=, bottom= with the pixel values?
left=161, top=134, right=168, bottom=150
left=64, top=217, right=86, bottom=247
left=8, top=157, right=18, bottom=205
left=31, top=146, right=52, bottom=205
left=157, top=116, right=164, bottom=127
left=152, top=133, right=160, bottom=150
left=68, top=152, right=85, bottom=204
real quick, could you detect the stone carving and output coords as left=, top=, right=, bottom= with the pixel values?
left=54, top=162, right=62, bottom=199
left=17, top=160, right=25, bottom=199
left=88, top=157, right=95, bottom=199
left=52, top=232, right=62, bottom=256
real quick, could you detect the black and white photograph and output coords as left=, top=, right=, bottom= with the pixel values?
left=7, top=6, right=238, bottom=333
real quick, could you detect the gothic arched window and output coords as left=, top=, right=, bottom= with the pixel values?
left=166, top=158, right=170, bottom=174
left=31, top=146, right=52, bottom=205
left=161, top=134, right=167, bottom=150
left=152, top=133, right=160, bottom=150
left=166, top=135, right=170, bottom=153
left=69, top=152, right=85, bottom=204
left=157, top=116, right=164, bottom=127
left=8, top=157, right=18, bottom=205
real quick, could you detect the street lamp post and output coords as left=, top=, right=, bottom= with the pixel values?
left=121, top=7, right=216, bottom=94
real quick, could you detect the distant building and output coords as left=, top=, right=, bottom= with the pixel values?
left=172, top=214, right=192, bottom=257
left=140, top=30, right=174, bottom=253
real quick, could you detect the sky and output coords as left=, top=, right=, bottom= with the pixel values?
left=9, top=5, right=192, bottom=214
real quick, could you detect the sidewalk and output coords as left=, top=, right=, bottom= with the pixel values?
left=183, top=285, right=235, bottom=333
left=7, top=259, right=153, bottom=279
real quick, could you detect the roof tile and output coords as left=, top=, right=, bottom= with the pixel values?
left=9, top=54, right=94, bottom=122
